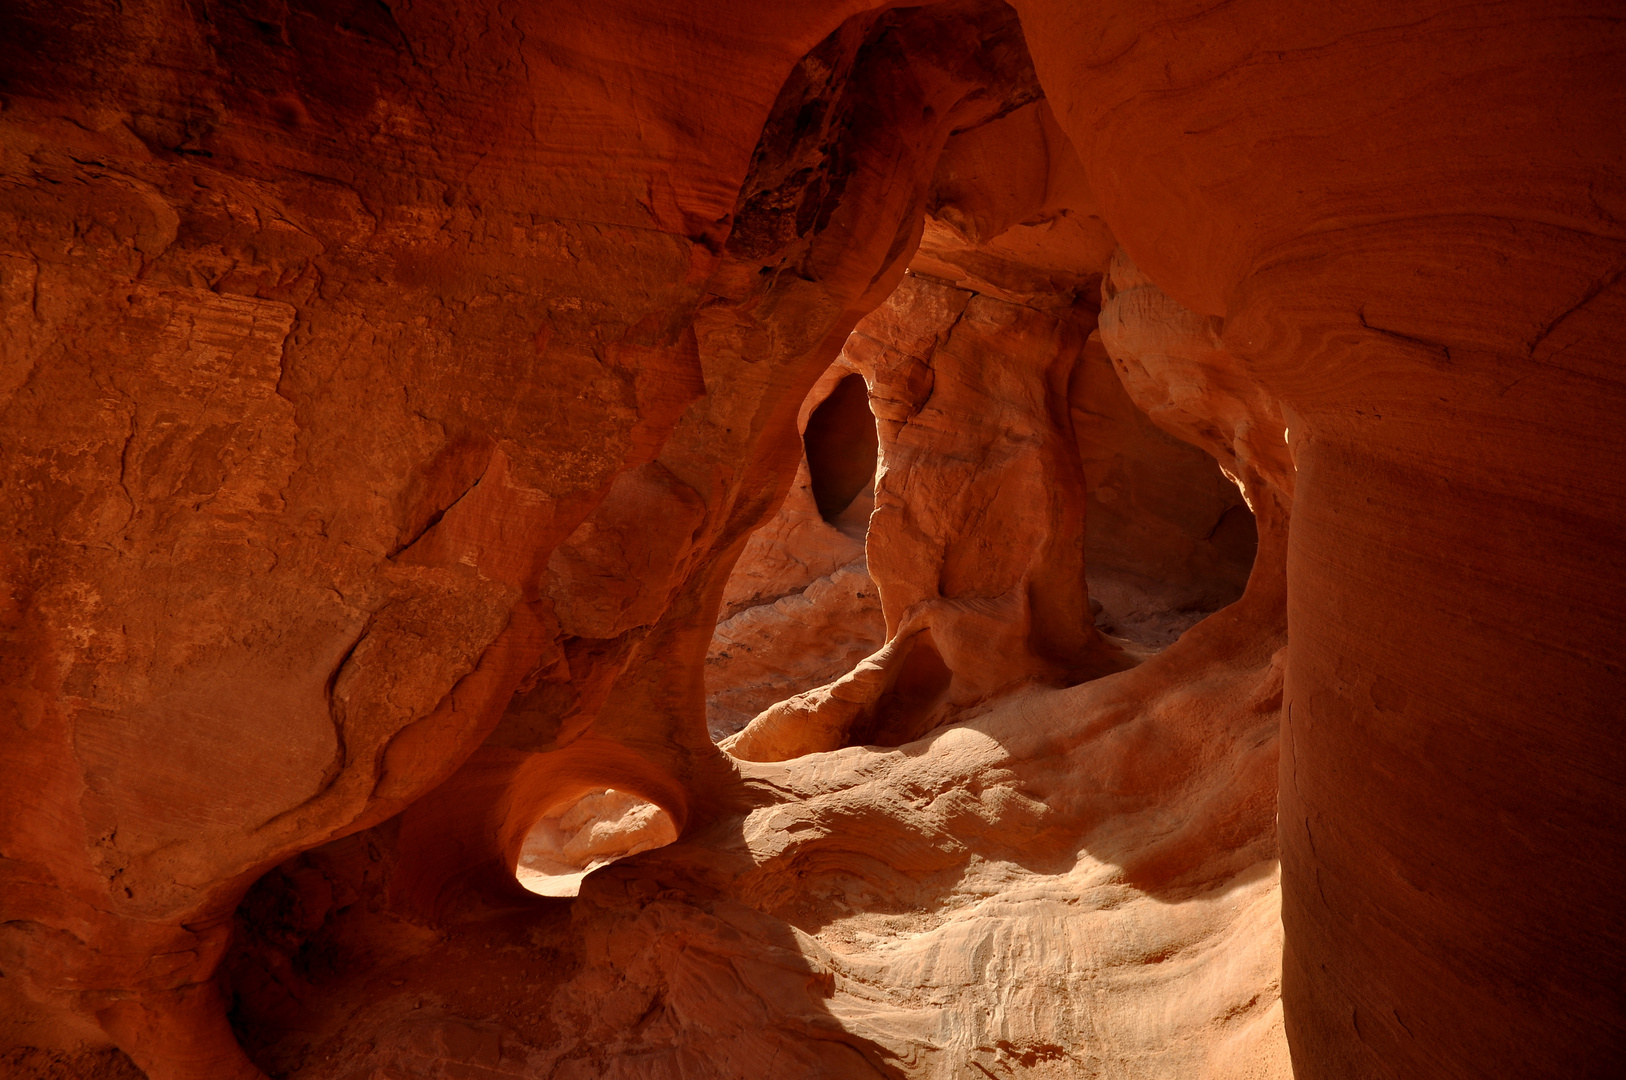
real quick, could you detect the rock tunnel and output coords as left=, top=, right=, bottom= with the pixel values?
left=1, top=2, right=1622, bottom=1079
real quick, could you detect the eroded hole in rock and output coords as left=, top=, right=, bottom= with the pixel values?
left=804, top=372, right=880, bottom=536
left=513, top=788, right=677, bottom=898
left=1086, top=487, right=1257, bottom=649
left=710, top=264, right=1264, bottom=754
left=704, top=368, right=887, bottom=742
left=1074, top=330, right=1260, bottom=649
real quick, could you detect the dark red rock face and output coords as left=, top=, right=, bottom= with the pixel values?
left=2, top=2, right=1623, bottom=1079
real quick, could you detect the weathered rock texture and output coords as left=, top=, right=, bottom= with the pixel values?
left=0, top=2, right=1046, bottom=1074
left=219, top=571, right=1293, bottom=1079
left=702, top=288, right=1257, bottom=742
left=905, top=100, right=1260, bottom=646
left=1012, top=4, right=1626, bottom=1076
left=719, top=231, right=1260, bottom=759
left=703, top=365, right=883, bottom=741
left=3, top=1, right=1623, bottom=1079
left=726, top=270, right=1125, bottom=761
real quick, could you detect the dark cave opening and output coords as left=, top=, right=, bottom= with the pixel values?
left=803, top=373, right=879, bottom=527
left=1069, top=340, right=1261, bottom=651
left=1084, top=474, right=1259, bottom=651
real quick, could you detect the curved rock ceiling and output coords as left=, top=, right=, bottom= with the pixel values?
left=1, top=2, right=1621, bottom=1078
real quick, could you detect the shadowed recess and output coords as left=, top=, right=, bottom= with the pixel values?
left=804, top=373, right=879, bottom=523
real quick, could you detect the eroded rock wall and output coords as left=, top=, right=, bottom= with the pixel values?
left=1, top=1, right=1047, bottom=1074
left=3, top=1, right=1622, bottom=1079
left=1014, top=1, right=1626, bottom=1074
left=221, top=580, right=1295, bottom=1079
left=724, top=269, right=1125, bottom=762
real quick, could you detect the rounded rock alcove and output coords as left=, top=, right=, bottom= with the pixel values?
left=513, top=788, right=678, bottom=898
left=803, top=371, right=880, bottom=537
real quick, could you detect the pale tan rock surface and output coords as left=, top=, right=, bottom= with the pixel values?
left=514, top=788, right=679, bottom=898
left=706, top=559, right=884, bottom=740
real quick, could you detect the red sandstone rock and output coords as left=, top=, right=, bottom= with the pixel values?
left=726, top=270, right=1129, bottom=761
left=912, top=100, right=1116, bottom=308
left=1014, top=2, right=1626, bottom=1074
left=1, top=2, right=1042, bottom=1073
left=703, top=365, right=883, bottom=740
left=2, top=1, right=1623, bottom=1078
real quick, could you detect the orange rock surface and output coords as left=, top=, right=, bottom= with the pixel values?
left=726, top=268, right=1125, bottom=761
left=2, top=2, right=1622, bottom=1079
left=1013, top=4, right=1626, bottom=1074
left=703, top=364, right=882, bottom=741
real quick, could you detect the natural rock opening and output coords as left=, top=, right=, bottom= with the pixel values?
left=703, top=366, right=887, bottom=741
left=1073, top=334, right=1259, bottom=649
left=513, top=789, right=678, bottom=898
left=803, top=372, right=879, bottom=532
left=710, top=253, right=1264, bottom=760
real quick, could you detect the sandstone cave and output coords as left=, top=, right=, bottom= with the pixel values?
left=1, top=3, right=1622, bottom=1079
